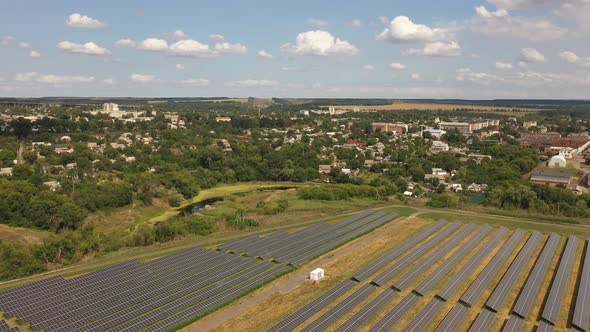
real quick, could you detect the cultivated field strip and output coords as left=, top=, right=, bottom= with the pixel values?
left=269, top=220, right=590, bottom=332
left=573, top=242, right=590, bottom=332
left=0, top=210, right=397, bottom=332
left=512, top=232, right=561, bottom=319
left=542, top=235, right=579, bottom=325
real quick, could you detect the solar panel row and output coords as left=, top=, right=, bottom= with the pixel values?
left=436, top=227, right=508, bottom=301
left=435, top=304, right=469, bottom=332
left=503, top=315, right=524, bottom=332
left=301, top=283, right=376, bottom=332
left=542, top=235, right=579, bottom=325
left=469, top=308, right=495, bottom=332
left=403, top=298, right=445, bottom=332
left=537, top=320, right=555, bottom=332
left=393, top=224, right=478, bottom=291
left=267, top=279, right=357, bottom=332
left=334, top=288, right=397, bottom=332
left=460, top=229, right=526, bottom=307
left=512, top=232, right=561, bottom=319
left=352, top=220, right=448, bottom=282
left=485, top=231, right=542, bottom=313
left=415, top=225, right=492, bottom=296
left=573, top=240, right=590, bottom=332
left=367, top=293, right=420, bottom=332
left=372, top=222, right=462, bottom=286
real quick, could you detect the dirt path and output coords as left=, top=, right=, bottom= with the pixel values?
left=184, top=212, right=419, bottom=332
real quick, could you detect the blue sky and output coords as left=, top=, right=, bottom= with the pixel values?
left=1, top=0, right=590, bottom=98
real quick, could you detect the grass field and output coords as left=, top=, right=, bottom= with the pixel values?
left=0, top=224, right=49, bottom=245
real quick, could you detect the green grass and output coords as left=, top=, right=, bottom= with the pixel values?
left=418, top=212, right=590, bottom=237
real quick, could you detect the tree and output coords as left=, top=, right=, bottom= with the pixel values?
left=10, top=118, right=32, bottom=139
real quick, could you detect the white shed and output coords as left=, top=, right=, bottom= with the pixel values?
left=310, top=268, right=325, bottom=281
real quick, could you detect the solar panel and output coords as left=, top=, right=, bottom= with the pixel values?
left=402, top=298, right=444, bottom=332
left=573, top=240, right=590, bottom=332
left=542, top=235, right=579, bottom=325
left=435, top=304, right=469, bottom=332
left=469, top=308, right=496, bottom=332
left=367, top=293, right=420, bottom=332
left=333, top=288, right=397, bottom=332
left=502, top=315, right=524, bottom=332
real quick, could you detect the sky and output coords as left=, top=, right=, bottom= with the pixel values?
left=1, top=0, right=590, bottom=99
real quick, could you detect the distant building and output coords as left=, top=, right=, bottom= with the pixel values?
left=0, top=167, right=13, bottom=176
left=430, top=140, right=449, bottom=152
left=54, top=144, right=73, bottom=154
left=215, top=117, right=232, bottom=122
left=318, top=165, right=332, bottom=174
left=522, top=121, right=537, bottom=129
left=372, top=122, right=408, bottom=135
left=530, top=170, right=572, bottom=186
left=423, top=129, right=446, bottom=139
left=103, top=103, right=119, bottom=112
left=548, top=155, right=567, bottom=168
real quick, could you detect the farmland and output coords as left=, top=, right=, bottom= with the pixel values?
left=321, top=102, right=539, bottom=114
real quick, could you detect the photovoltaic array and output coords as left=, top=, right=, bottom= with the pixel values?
left=0, top=210, right=398, bottom=332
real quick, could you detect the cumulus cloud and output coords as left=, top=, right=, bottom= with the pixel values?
left=129, top=74, right=159, bottom=83
left=487, top=0, right=557, bottom=10
left=402, top=41, right=461, bottom=57
left=29, top=50, right=41, bottom=58
left=169, top=39, right=215, bottom=57
left=456, top=68, right=502, bottom=84
left=1, top=35, right=15, bottom=46
left=114, top=38, right=137, bottom=48
left=472, top=6, right=566, bottom=41
left=351, top=19, right=363, bottom=27
left=560, top=51, right=590, bottom=68
left=173, top=30, right=189, bottom=40
left=495, top=62, right=513, bottom=69
left=257, top=50, right=274, bottom=59
left=175, top=64, right=185, bottom=70
left=411, top=73, right=420, bottom=80
left=282, top=30, right=359, bottom=57
left=209, top=34, right=225, bottom=42
left=307, top=18, right=330, bottom=27
left=377, top=16, right=451, bottom=43
left=138, top=38, right=169, bottom=51
left=224, top=80, right=279, bottom=87
left=66, top=13, right=107, bottom=29
left=36, top=75, right=95, bottom=84
left=15, top=72, right=37, bottom=82
left=103, top=78, right=115, bottom=84
left=17, top=42, right=31, bottom=49
left=180, top=78, right=210, bottom=86
left=389, top=62, right=406, bottom=70
left=214, top=42, right=247, bottom=54
left=520, top=47, right=545, bottom=63
left=58, top=41, right=112, bottom=55
left=364, top=64, right=375, bottom=70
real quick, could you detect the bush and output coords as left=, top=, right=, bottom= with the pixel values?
left=168, top=194, right=183, bottom=207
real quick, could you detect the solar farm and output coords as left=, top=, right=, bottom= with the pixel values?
left=0, top=210, right=398, bottom=332
left=267, top=220, right=590, bottom=332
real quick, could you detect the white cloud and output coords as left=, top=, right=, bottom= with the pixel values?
left=377, top=16, right=451, bottom=43
left=15, top=72, right=37, bottom=82
left=520, top=47, right=545, bottom=62
left=209, top=34, right=225, bottom=42
left=224, top=80, right=279, bottom=87
left=281, top=66, right=298, bottom=71
left=487, top=0, right=557, bottom=10
left=1, top=36, right=15, bottom=46
left=114, top=38, right=137, bottom=48
left=403, top=41, right=461, bottom=57
left=138, top=38, right=169, bottom=51
left=363, top=64, right=375, bottom=70
left=17, top=42, right=31, bottom=49
left=58, top=41, right=111, bottom=55
left=214, top=42, right=247, bottom=54
left=282, top=30, right=359, bottom=57
left=180, top=78, right=210, bottom=86
left=175, top=64, right=185, bottom=70
left=389, top=62, right=406, bottom=70
left=411, top=73, right=420, bottom=80
left=103, top=78, right=115, bottom=84
left=66, top=13, right=107, bottom=29
left=560, top=51, right=590, bottom=68
left=307, top=18, right=330, bottom=27
left=169, top=39, right=215, bottom=57
left=129, top=74, right=159, bottom=83
left=456, top=68, right=502, bottom=84
left=351, top=19, right=363, bottom=27
left=495, top=62, right=513, bottom=69
left=257, top=50, right=274, bottom=59
left=173, top=30, right=190, bottom=40
left=472, top=6, right=566, bottom=41
left=36, top=75, right=95, bottom=84
left=29, top=50, right=40, bottom=58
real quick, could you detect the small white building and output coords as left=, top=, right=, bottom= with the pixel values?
left=548, top=155, right=566, bottom=168
left=430, top=140, right=449, bottom=152
left=310, top=268, right=325, bottom=281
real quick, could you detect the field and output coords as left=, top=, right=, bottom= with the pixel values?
left=0, top=224, right=49, bottom=245
left=321, top=102, right=539, bottom=115
left=198, top=212, right=590, bottom=332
